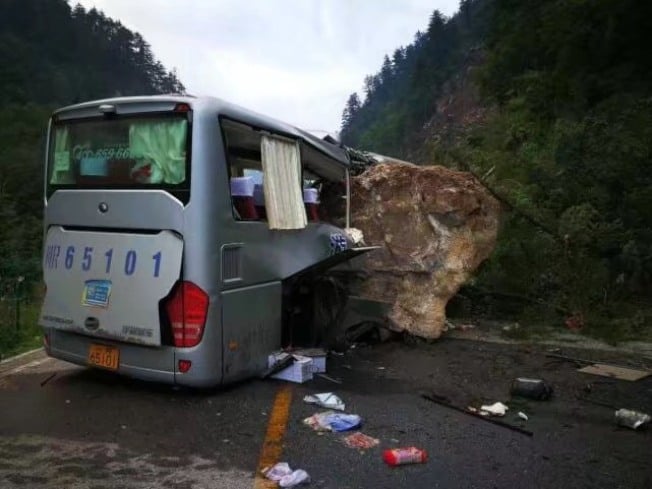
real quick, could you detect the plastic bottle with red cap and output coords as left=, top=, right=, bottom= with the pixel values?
left=382, top=447, right=428, bottom=466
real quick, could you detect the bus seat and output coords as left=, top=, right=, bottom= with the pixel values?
left=253, top=183, right=267, bottom=219
left=303, top=188, right=320, bottom=222
left=230, top=176, right=258, bottom=220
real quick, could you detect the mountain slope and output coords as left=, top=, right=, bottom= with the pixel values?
left=341, top=0, right=652, bottom=338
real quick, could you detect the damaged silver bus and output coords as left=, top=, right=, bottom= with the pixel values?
left=39, top=95, right=375, bottom=387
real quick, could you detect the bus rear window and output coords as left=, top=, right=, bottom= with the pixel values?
left=48, top=115, right=189, bottom=190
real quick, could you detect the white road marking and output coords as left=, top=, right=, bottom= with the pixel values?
left=0, top=357, right=55, bottom=379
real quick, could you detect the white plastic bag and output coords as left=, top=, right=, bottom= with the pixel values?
left=262, top=462, right=292, bottom=481
left=303, top=392, right=345, bottom=411
left=280, top=469, right=310, bottom=487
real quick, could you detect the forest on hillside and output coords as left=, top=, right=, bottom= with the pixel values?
left=0, top=0, right=184, bottom=285
left=0, top=0, right=183, bottom=352
left=341, top=0, right=652, bottom=340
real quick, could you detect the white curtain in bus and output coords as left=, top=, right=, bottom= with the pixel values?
left=128, top=120, right=187, bottom=184
left=261, top=134, right=307, bottom=230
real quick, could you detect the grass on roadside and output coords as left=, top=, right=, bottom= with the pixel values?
left=0, top=302, right=43, bottom=360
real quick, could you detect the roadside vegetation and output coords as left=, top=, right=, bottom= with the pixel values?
left=0, top=0, right=184, bottom=356
left=341, top=0, right=652, bottom=342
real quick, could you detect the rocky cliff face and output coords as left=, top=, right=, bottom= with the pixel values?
left=345, top=160, right=500, bottom=339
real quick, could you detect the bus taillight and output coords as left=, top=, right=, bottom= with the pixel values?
left=165, top=281, right=209, bottom=348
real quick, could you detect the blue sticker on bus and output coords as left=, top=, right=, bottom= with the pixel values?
left=82, top=279, right=112, bottom=308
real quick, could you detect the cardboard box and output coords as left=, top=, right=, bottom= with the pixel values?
left=270, top=355, right=314, bottom=383
left=290, top=348, right=326, bottom=373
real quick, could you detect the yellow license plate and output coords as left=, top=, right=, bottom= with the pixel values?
left=88, top=344, right=120, bottom=371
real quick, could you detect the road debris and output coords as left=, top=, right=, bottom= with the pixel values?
left=40, top=372, right=57, bottom=387
left=578, top=364, right=650, bottom=381
left=383, top=447, right=428, bottom=466
left=315, top=373, right=343, bottom=384
left=479, top=402, right=508, bottom=416
left=280, top=469, right=310, bottom=487
left=511, top=378, right=553, bottom=400
left=420, top=392, right=533, bottom=437
left=263, top=462, right=292, bottom=480
left=303, top=392, right=345, bottom=411
left=270, top=355, right=315, bottom=384
left=342, top=432, right=380, bottom=450
left=263, top=463, right=311, bottom=487
left=518, top=412, right=529, bottom=421
left=303, top=411, right=361, bottom=432
left=545, top=353, right=650, bottom=372
left=577, top=395, right=650, bottom=430
left=289, top=348, right=326, bottom=373
left=615, top=409, right=651, bottom=430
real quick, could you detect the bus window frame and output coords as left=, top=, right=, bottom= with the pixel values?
left=219, top=115, right=349, bottom=226
left=46, top=111, right=193, bottom=204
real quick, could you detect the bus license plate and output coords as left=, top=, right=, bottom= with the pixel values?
left=88, top=344, right=119, bottom=370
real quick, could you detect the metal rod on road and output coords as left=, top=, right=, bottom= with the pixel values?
left=420, top=392, right=533, bottom=437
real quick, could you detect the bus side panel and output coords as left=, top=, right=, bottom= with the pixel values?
left=221, top=281, right=282, bottom=383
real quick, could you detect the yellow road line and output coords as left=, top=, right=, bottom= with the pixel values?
left=253, top=385, right=293, bottom=489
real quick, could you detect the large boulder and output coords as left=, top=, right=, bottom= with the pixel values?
left=344, top=161, right=500, bottom=339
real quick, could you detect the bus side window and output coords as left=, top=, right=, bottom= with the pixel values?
left=221, top=119, right=266, bottom=222
left=230, top=171, right=264, bottom=221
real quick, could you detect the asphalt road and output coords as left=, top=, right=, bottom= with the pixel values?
left=1, top=338, right=651, bottom=488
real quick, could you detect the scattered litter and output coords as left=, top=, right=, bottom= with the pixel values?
left=261, top=351, right=294, bottom=379
left=518, top=412, right=529, bottom=421
left=377, top=367, right=385, bottom=370
left=262, top=463, right=311, bottom=487
left=577, top=395, right=650, bottom=430
left=420, top=392, right=533, bottom=437
left=502, top=323, right=520, bottom=332
left=479, top=402, right=509, bottom=417
left=330, top=351, right=345, bottom=356
left=303, top=411, right=334, bottom=432
left=342, top=432, right=380, bottom=450
left=614, top=409, right=651, bottom=430
left=315, top=373, right=342, bottom=384
left=65, top=399, right=70, bottom=404
left=578, top=364, right=650, bottom=382
left=383, top=447, right=428, bottom=466
left=289, top=348, right=327, bottom=373
left=326, top=413, right=361, bottom=432
left=303, top=411, right=361, bottom=432
left=121, top=425, right=127, bottom=430
left=303, top=392, right=345, bottom=411
left=262, top=462, right=292, bottom=481
left=511, top=378, right=553, bottom=400
left=270, top=355, right=315, bottom=384
left=546, top=353, right=650, bottom=373
left=280, top=469, right=310, bottom=487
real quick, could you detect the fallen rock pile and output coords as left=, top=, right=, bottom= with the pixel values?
left=343, top=160, right=500, bottom=339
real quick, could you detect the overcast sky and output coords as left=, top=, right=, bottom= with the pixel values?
left=76, top=1, right=459, bottom=134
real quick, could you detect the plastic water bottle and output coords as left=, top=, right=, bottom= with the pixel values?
left=382, top=447, right=428, bottom=466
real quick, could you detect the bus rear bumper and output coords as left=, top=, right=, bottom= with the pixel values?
left=47, top=328, right=176, bottom=386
